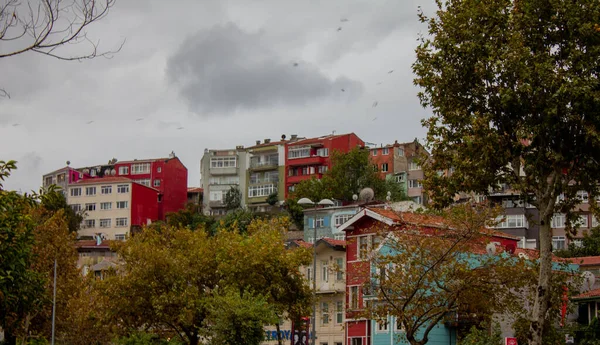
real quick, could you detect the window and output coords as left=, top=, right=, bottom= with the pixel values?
left=321, top=302, right=329, bottom=325
left=101, top=185, right=112, bottom=194
left=209, top=176, right=240, bottom=185
left=334, top=233, right=345, bottom=240
left=335, top=258, right=344, bottom=281
left=351, top=339, right=362, bottom=345
left=116, top=201, right=128, bottom=209
left=318, top=165, right=328, bottom=174
left=382, top=147, right=389, bottom=155
left=100, top=202, right=112, bottom=210
left=99, top=219, right=111, bottom=228
left=350, top=286, right=359, bottom=309
left=70, top=204, right=82, bottom=212
left=552, top=213, right=566, bottom=228
left=157, top=167, right=162, bottom=173
left=118, top=166, right=129, bottom=175
left=335, top=214, right=353, bottom=227
left=396, top=148, right=404, bottom=157
left=85, top=203, right=96, bottom=211
left=131, top=163, right=151, bottom=174
left=358, top=236, right=370, bottom=260
left=317, top=148, right=329, bottom=157
left=577, top=191, right=589, bottom=203
left=288, top=146, right=311, bottom=159
left=153, top=179, right=161, bottom=187
left=336, top=301, right=343, bottom=324
left=411, top=196, right=423, bottom=204
left=409, top=161, right=421, bottom=170
left=322, top=260, right=329, bottom=282
left=116, top=218, right=128, bottom=227
left=210, top=191, right=224, bottom=201
left=45, top=176, right=53, bottom=185
left=371, top=149, right=377, bottom=156
left=117, top=184, right=129, bottom=193
left=593, top=216, right=599, bottom=228
left=377, top=319, right=388, bottom=332
left=517, top=237, right=526, bottom=249
left=495, top=214, right=527, bottom=228
left=85, top=186, right=96, bottom=196
left=84, top=219, right=95, bottom=228
left=572, top=239, right=583, bottom=248
left=394, top=175, right=405, bottom=183
left=210, top=156, right=237, bottom=168
left=408, top=179, right=422, bottom=188
left=396, top=319, right=405, bottom=332
left=577, top=215, right=589, bottom=228
left=315, top=216, right=325, bottom=228
left=553, top=236, right=566, bottom=251
left=134, top=179, right=151, bottom=187
left=56, top=173, right=65, bottom=183
left=115, top=234, right=126, bottom=241
left=381, top=163, right=389, bottom=172
left=248, top=184, right=276, bottom=198
left=526, top=239, right=537, bottom=249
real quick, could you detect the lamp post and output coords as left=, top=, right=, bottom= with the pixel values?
left=297, top=197, right=334, bottom=345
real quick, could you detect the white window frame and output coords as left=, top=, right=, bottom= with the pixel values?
left=85, top=203, right=96, bottom=211
left=376, top=318, right=389, bottom=332
left=101, top=185, right=112, bottom=194
left=115, top=234, right=126, bottom=241
left=335, top=214, right=353, bottom=227
left=350, top=286, right=359, bottom=309
left=157, top=167, right=162, bottom=173
left=334, top=233, right=345, bottom=241
left=70, top=188, right=81, bottom=197
left=116, top=217, right=128, bottom=227
left=210, top=157, right=237, bottom=168
left=116, top=201, right=128, bottom=209
left=409, top=161, right=421, bottom=170
left=209, top=191, right=224, bottom=201
left=408, top=179, right=422, bottom=188
left=577, top=215, right=589, bottom=228
left=315, top=216, right=325, bottom=228
left=317, top=148, right=329, bottom=157
left=85, top=186, right=96, bottom=196
left=322, top=260, right=329, bottom=282
left=395, top=318, right=405, bottom=332
left=381, top=163, right=389, bottom=172
left=552, top=213, right=566, bottom=228
left=117, top=184, right=129, bottom=193
left=99, top=218, right=111, bottom=228
left=134, top=179, right=151, bottom=187
left=394, top=175, right=404, bottom=183
left=131, top=163, right=151, bottom=175
left=118, top=166, right=129, bottom=175
left=495, top=214, right=527, bottom=228
left=321, top=302, right=329, bottom=325
left=84, top=219, right=95, bottom=228
left=372, top=149, right=377, bottom=156
left=248, top=184, right=276, bottom=198
left=100, top=202, right=112, bottom=210
left=153, top=179, right=161, bottom=187
left=577, top=191, right=589, bottom=203
left=553, top=236, right=566, bottom=251
left=382, top=147, right=389, bottom=155
left=336, top=301, right=343, bottom=324
left=288, top=146, right=311, bottom=159
left=593, top=216, right=599, bottom=228
left=335, top=257, right=344, bottom=281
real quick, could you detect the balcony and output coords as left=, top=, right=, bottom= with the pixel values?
left=209, top=200, right=225, bottom=208
left=249, top=159, right=278, bottom=171
left=287, top=173, right=322, bottom=184
left=287, top=155, right=325, bottom=166
left=209, top=167, right=238, bottom=176
left=316, top=281, right=345, bottom=294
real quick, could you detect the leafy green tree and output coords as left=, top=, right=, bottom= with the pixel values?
left=266, top=192, right=279, bottom=206
left=165, top=203, right=216, bottom=231
left=459, top=324, right=503, bottom=345
left=0, top=160, right=45, bottom=345
left=224, top=186, right=242, bottom=211
left=556, top=226, right=600, bottom=258
left=207, top=288, right=277, bottom=345
left=413, top=1, right=600, bottom=344
left=283, top=199, right=305, bottom=229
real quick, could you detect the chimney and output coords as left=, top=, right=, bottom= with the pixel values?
left=256, top=140, right=261, bottom=145
left=264, top=139, right=271, bottom=144
left=291, top=134, right=298, bottom=140
left=235, top=145, right=244, bottom=150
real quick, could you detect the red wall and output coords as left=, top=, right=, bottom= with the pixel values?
left=131, top=183, right=159, bottom=227
left=160, top=158, right=188, bottom=219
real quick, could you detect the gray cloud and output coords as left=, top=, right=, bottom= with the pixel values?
left=166, top=23, right=363, bottom=115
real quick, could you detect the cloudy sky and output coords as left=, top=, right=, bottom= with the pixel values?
left=0, top=0, right=436, bottom=193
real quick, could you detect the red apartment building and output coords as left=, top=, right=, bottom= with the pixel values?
left=338, top=206, right=519, bottom=345
left=285, top=133, right=365, bottom=198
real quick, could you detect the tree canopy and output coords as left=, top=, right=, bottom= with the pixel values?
left=414, top=1, right=600, bottom=343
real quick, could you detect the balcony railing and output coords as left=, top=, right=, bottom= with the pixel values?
left=250, top=159, right=278, bottom=169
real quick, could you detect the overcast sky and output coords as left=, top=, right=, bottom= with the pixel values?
left=0, top=0, right=436, bottom=193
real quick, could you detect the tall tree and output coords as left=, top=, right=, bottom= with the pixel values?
left=39, top=186, right=84, bottom=233
left=0, top=161, right=45, bottom=345
left=413, top=1, right=600, bottom=344
left=224, top=186, right=242, bottom=211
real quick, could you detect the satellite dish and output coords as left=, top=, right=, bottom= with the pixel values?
left=359, top=188, right=375, bottom=202
left=518, top=252, right=529, bottom=260
left=104, top=169, right=111, bottom=175
left=66, top=160, right=71, bottom=166
left=111, top=169, right=116, bottom=176
left=582, top=271, right=596, bottom=291
left=486, top=243, right=497, bottom=255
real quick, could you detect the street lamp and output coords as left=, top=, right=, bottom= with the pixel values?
left=297, top=197, right=335, bottom=345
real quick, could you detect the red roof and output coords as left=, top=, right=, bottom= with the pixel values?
left=75, top=177, right=132, bottom=185
left=293, top=239, right=312, bottom=248
left=115, top=157, right=171, bottom=164
left=247, top=140, right=287, bottom=149
left=321, top=237, right=346, bottom=248
left=288, top=133, right=358, bottom=147
left=573, top=288, right=600, bottom=300
left=367, top=207, right=519, bottom=241
left=566, top=256, right=600, bottom=266
left=187, top=187, right=203, bottom=193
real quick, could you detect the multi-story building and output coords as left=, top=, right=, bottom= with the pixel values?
left=245, top=138, right=287, bottom=212
left=339, top=206, right=519, bottom=345
left=303, top=204, right=364, bottom=243
left=43, top=153, right=188, bottom=220
left=285, top=133, right=365, bottom=198
left=200, top=147, right=248, bottom=216
left=69, top=177, right=159, bottom=240
left=369, top=139, right=429, bottom=205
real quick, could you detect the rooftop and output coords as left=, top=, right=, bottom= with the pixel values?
left=573, top=288, right=600, bottom=300
left=566, top=256, right=600, bottom=266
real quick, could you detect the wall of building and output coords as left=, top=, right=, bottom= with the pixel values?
left=303, top=206, right=360, bottom=242
left=131, top=183, right=159, bottom=229
left=201, top=148, right=247, bottom=215
left=161, top=158, right=188, bottom=218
